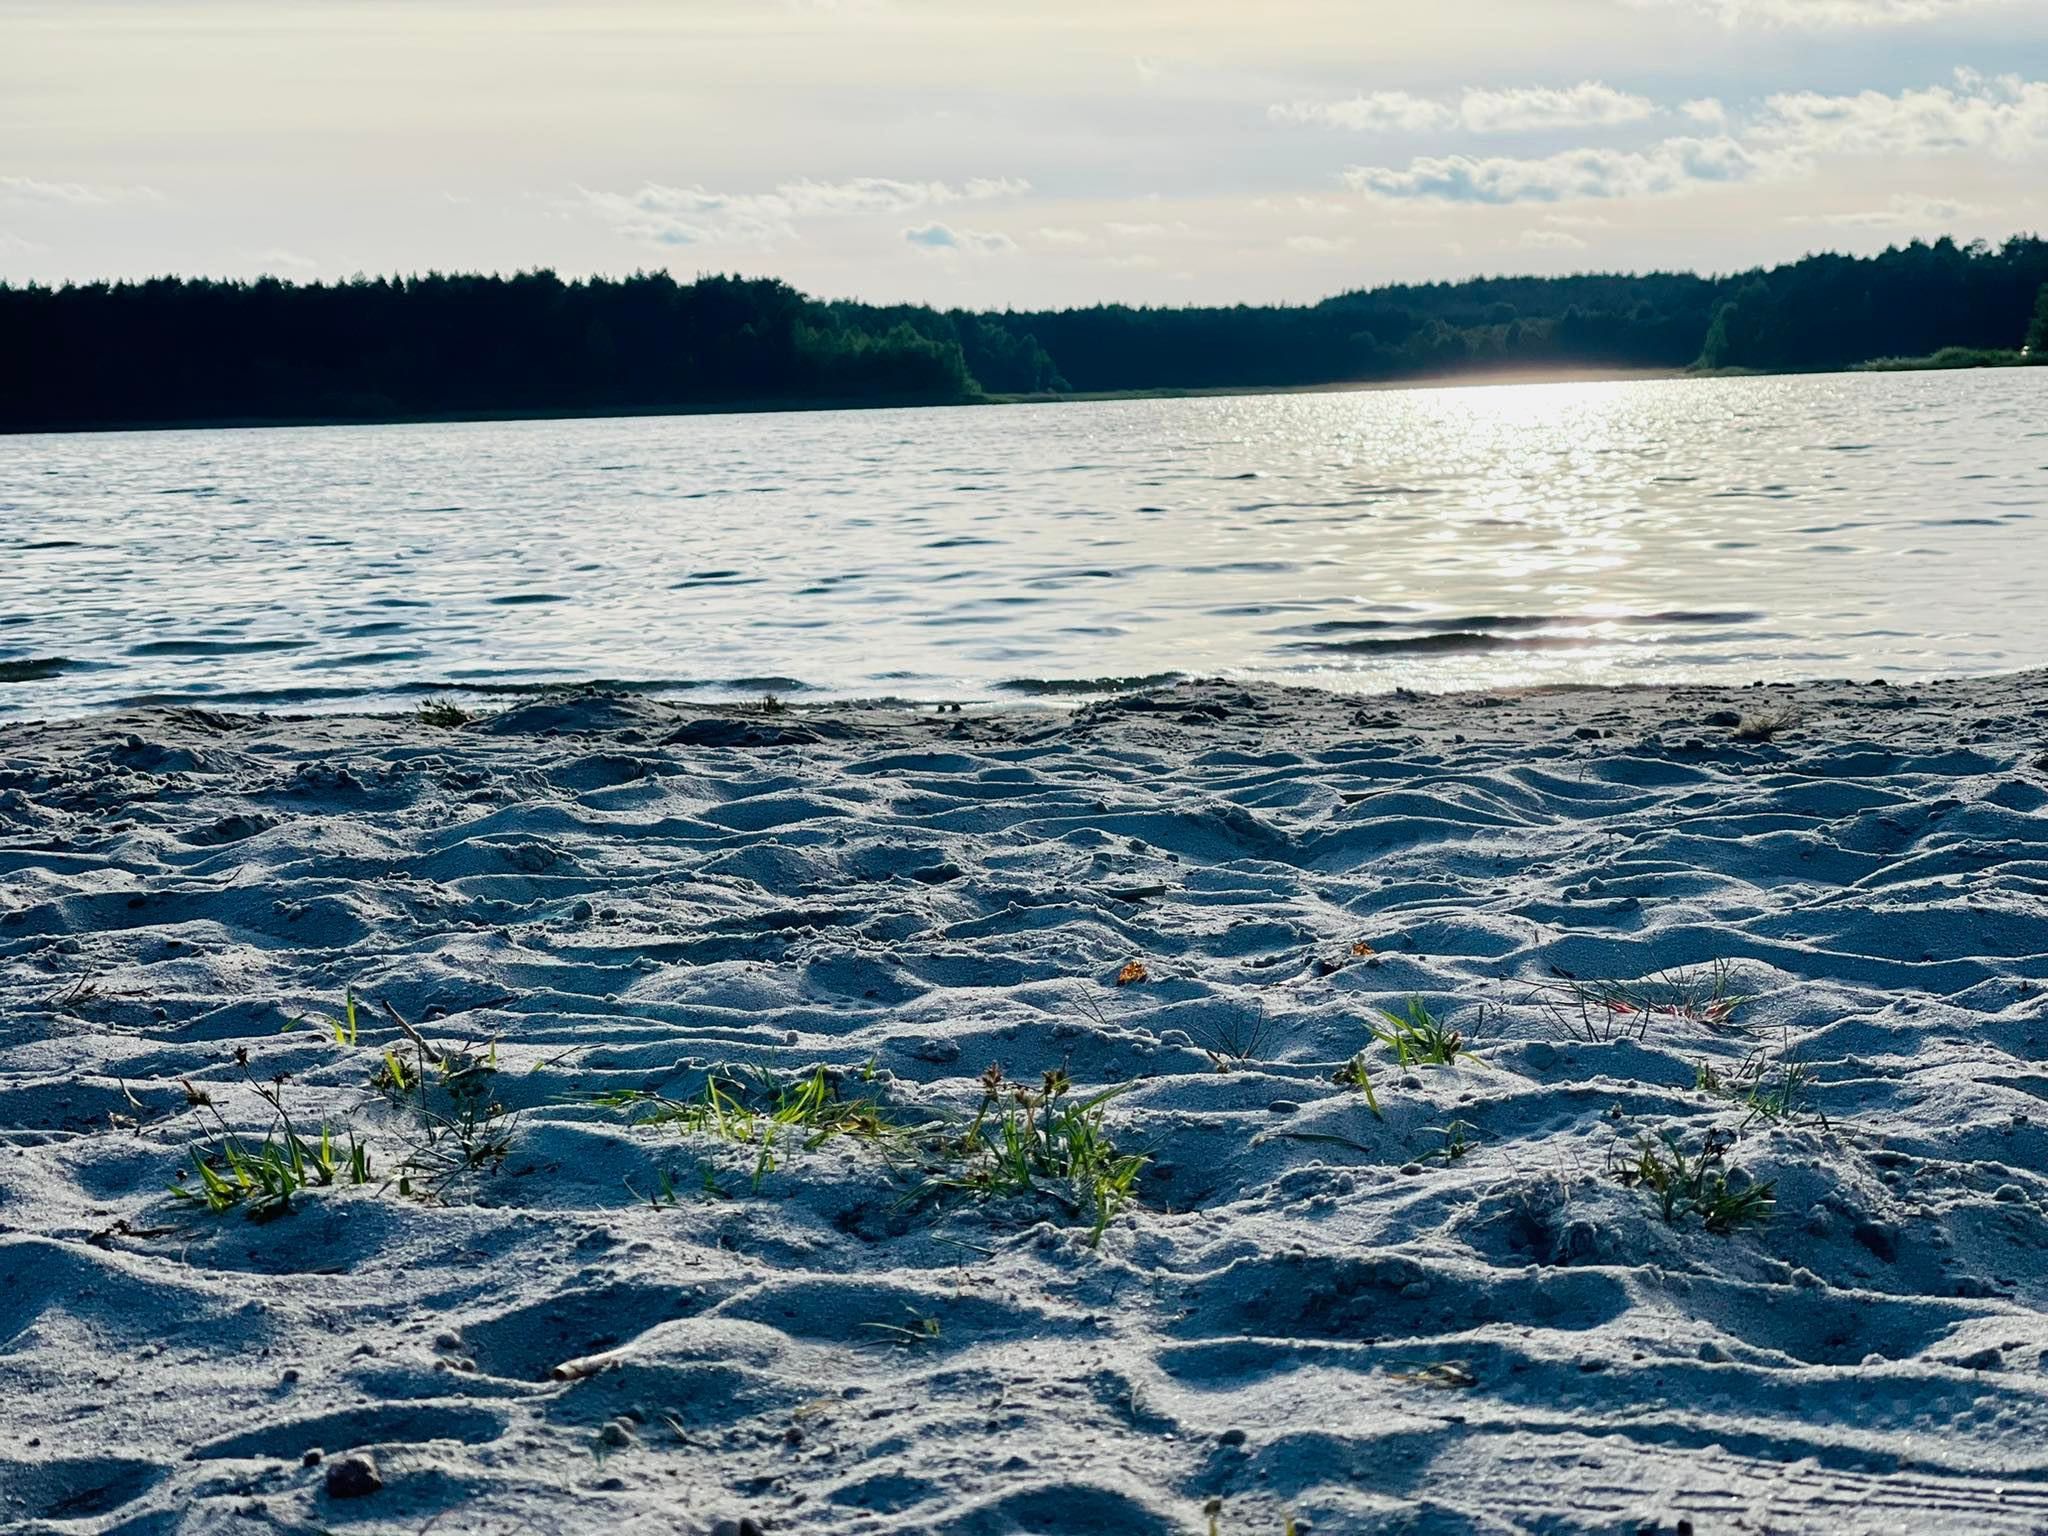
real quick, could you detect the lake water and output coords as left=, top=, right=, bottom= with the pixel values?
left=4, top=369, right=2045, bottom=718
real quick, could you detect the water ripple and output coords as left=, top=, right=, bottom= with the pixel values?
left=3, top=368, right=2046, bottom=716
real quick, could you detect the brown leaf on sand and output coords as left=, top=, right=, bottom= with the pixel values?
left=1115, top=960, right=1149, bottom=986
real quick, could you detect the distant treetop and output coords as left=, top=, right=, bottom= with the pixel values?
left=4, top=236, right=2044, bottom=431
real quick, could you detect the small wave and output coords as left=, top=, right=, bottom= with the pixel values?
left=1285, top=610, right=1764, bottom=638
left=421, top=677, right=713, bottom=698
left=726, top=676, right=810, bottom=694
left=997, top=672, right=1185, bottom=696
left=294, top=649, right=432, bottom=670
left=487, top=593, right=571, bottom=606
left=125, top=638, right=311, bottom=657
left=112, top=683, right=371, bottom=708
left=1293, top=632, right=1596, bottom=656
left=100, top=675, right=817, bottom=711
left=0, top=656, right=97, bottom=683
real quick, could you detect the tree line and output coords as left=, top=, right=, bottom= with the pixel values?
left=2, top=236, right=2043, bottom=430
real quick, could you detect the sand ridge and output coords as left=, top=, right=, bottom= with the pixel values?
left=3, top=674, right=2048, bottom=1533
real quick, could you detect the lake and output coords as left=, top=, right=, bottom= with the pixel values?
left=3, top=368, right=2045, bottom=717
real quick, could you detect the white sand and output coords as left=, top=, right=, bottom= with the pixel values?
left=4, top=674, right=2048, bottom=1534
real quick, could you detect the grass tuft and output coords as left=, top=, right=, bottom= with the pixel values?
left=931, top=1066, right=1147, bottom=1245
left=1532, top=960, right=1748, bottom=1042
left=170, top=1050, right=372, bottom=1220
left=1734, top=707, right=1799, bottom=743
left=1370, top=997, right=1465, bottom=1067
left=1197, top=1002, right=1273, bottom=1072
left=598, top=1065, right=906, bottom=1192
left=1612, top=1128, right=1774, bottom=1233
left=415, top=697, right=473, bottom=729
left=173, top=1125, right=371, bottom=1219
left=283, top=987, right=360, bottom=1046
left=1696, top=1047, right=1825, bottom=1128
left=1331, top=1053, right=1383, bottom=1117
left=1419, top=1119, right=1478, bottom=1163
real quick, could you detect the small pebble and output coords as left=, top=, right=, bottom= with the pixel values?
left=323, top=1453, right=382, bottom=1499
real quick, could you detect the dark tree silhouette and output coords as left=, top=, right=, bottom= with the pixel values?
left=2, top=236, right=2043, bottom=431
left=1696, top=237, right=2048, bottom=370
left=2030, top=281, right=2048, bottom=353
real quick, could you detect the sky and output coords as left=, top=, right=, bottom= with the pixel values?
left=5, top=0, right=2048, bottom=308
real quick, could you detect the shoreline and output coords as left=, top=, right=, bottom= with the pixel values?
left=9, top=355, right=2040, bottom=438
left=10, top=659, right=2035, bottom=730
left=5, top=670, right=2048, bottom=1532
left=0, top=363, right=1725, bottom=438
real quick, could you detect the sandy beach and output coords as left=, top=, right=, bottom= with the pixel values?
left=5, top=672, right=2048, bottom=1535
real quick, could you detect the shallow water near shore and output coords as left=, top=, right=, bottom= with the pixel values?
left=3, top=367, right=2045, bottom=717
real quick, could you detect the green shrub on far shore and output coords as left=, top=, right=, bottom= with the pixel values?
left=1858, top=346, right=2043, bottom=371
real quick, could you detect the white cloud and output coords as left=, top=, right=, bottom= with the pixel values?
left=1036, top=226, right=1093, bottom=246
left=1753, top=72, right=2048, bottom=158
left=1458, top=83, right=1656, bottom=133
left=582, top=174, right=1028, bottom=249
left=1273, top=81, right=1653, bottom=135
left=1283, top=233, right=1353, bottom=253
left=1341, top=73, right=2048, bottom=207
left=1105, top=219, right=1193, bottom=238
left=904, top=222, right=1016, bottom=253
left=1271, top=91, right=1451, bottom=134
left=1630, top=0, right=2007, bottom=26
left=1520, top=227, right=1589, bottom=249
left=1253, top=196, right=1353, bottom=218
left=1346, top=135, right=1759, bottom=203
left=0, top=175, right=161, bottom=207
left=1788, top=193, right=1987, bottom=226
left=249, top=247, right=318, bottom=272
left=1681, top=98, right=1728, bottom=124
